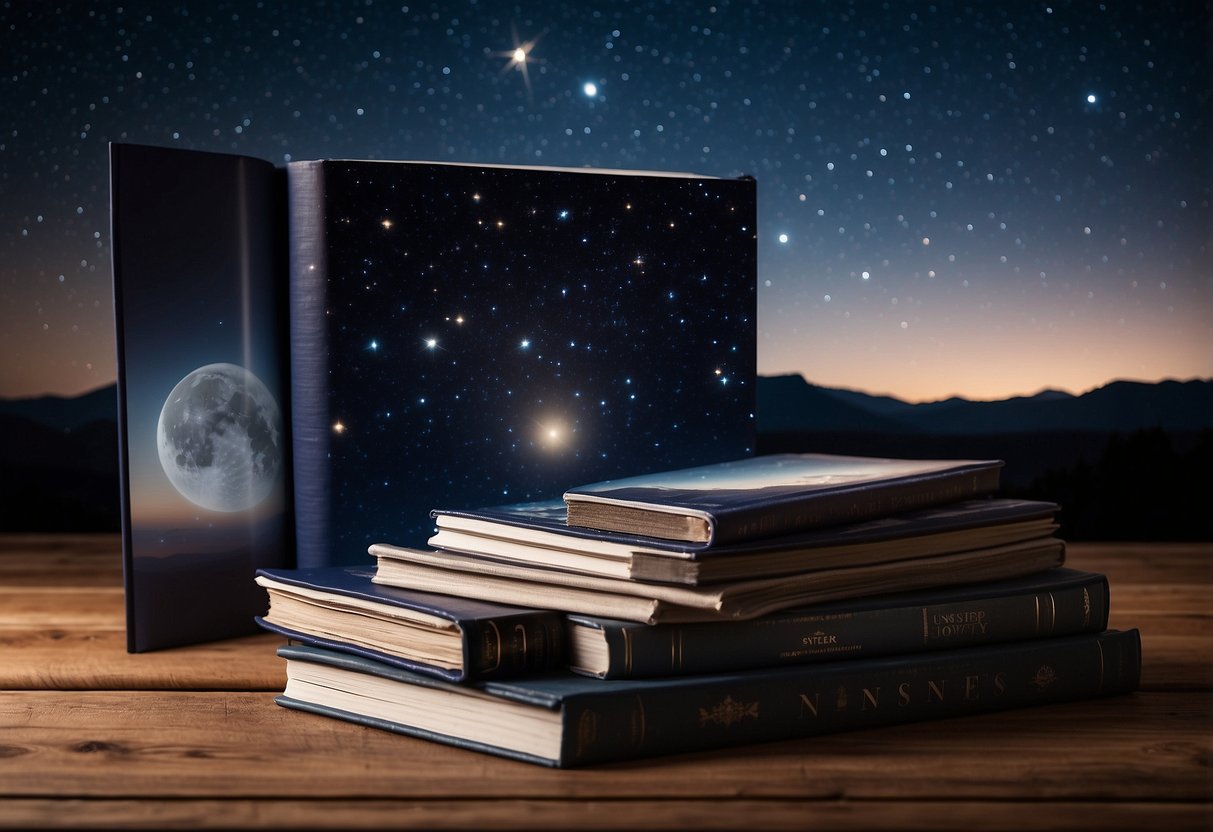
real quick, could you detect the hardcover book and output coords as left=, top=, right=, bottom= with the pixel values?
left=566, top=568, right=1109, bottom=678
left=289, top=160, right=757, bottom=565
left=255, top=566, right=564, bottom=682
left=110, top=143, right=293, bottom=651
left=562, top=453, right=1004, bottom=545
left=369, top=537, right=1065, bottom=624
left=429, top=497, right=1059, bottom=585
left=275, top=629, right=1141, bottom=767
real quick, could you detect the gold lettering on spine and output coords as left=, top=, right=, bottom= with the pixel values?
left=897, top=682, right=911, bottom=706
left=623, top=628, right=633, bottom=676
left=698, top=696, right=759, bottom=727
left=922, top=607, right=929, bottom=645
left=485, top=621, right=503, bottom=672
left=1034, top=595, right=1041, bottom=636
left=862, top=688, right=880, bottom=710
left=965, top=675, right=980, bottom=701
left=927, top=680, right=946, bottom=702
left=1048, top=592, right=1057, bottom=634
left=798, top=693, right=820, bottom=718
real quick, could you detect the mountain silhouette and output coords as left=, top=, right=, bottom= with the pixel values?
left=0, top=384, right=117, bottom=431
left=755, top=374, right=910, bottom=433
left=3, top=379, right=1210, bottom=538
left=758, top=374, right=1213, bottom=540
left=758, top=374, right=1212, bottom=435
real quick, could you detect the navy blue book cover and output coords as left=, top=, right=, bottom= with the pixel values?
left=564, top=453, right=1004, bottom=545
left=255, top=565, right=564, bottom=681
left=111, top=144, right=293, bottom=652
left=567, top=567, right=1109, bottom=678
left=434, top=496, right=1057, bottom=557
left=289, top=161, right=757, bottom=566
left=277, top=629, right=1141, bottom=767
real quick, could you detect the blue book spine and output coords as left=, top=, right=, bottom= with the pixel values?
left=287, top=161, right=331, bottom=569
left=555, top=629, right=1140, bottom=766
left=277, top=630, right=1140, bottom=767
left=573, top=570, right=1108, bottom=678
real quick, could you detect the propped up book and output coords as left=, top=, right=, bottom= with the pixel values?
left=289, top=159, right=757, bottom=565
left=110, top=143, right=293, bottom=651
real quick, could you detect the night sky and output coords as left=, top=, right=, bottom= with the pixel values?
left=300, top=159, right=757, bottom=552
left=2, top=1, right=1210, bottom=403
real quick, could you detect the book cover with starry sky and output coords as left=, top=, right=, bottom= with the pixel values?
left=290, top=159, right=756, bottom=564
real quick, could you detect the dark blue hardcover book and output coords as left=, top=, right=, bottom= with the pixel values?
left=563, top=453, right=1004, bottom=546
left=567, top=568, right=1108, bottom=678
left=289, top=160, right=757, bottom=566
left=275, top=629, right=1141, bottom=768
left=429, top=497, right=1058, bottom=584
left=111, top=143, right=293, bottom=651
left=255, top=566, right=564, bottom=682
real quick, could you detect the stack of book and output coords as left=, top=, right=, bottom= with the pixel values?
left=256, top=453, right=1141, bottom=767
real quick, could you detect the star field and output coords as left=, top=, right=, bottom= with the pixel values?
left=310, top=161, right=755, bottom=549
left=1, top=1, right=1210, bottom=402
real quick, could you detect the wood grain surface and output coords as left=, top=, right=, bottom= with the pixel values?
left=0, top=534, right=1209, bottom=830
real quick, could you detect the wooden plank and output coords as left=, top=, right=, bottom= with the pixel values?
left=0, top=629, right=286, bottom=690
left=0, top=798, right=1209, bottom=831
left=1067, top=543, right=1213, bottom=585
left=0, top=534, right=122, bottom=586
left=0, top=691, right=1208, bottom=801
left=0, top=588, right=126, bottom=627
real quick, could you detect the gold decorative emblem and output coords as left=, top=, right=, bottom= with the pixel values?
left=698, top=695, right=759, bottom=728
left=1030, top=665, right=1057, bottom=690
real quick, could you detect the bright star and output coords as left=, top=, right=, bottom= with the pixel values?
left=500, top=32, right=540, bottom=97
left=425, top=338, right=437, bottom=349
left=1087, top=93, right=1097, bottom=104
left=369, top=339, right=378, bottom=351
left=583, top=82, right=598, bottom=97
left=538, top=420, right=569, bottom=450
left=520, top=339, right=531, bottom=349
left=332, top=421, right=346, bottom=434
left=778, top=233, right=789, bottom=244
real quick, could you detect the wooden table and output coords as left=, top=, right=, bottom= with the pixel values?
left=0, top=536, right=1209, bottom=830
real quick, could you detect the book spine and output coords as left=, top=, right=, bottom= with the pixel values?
left=466, top=613, right=568, bottom=679
left=716, top=466, right=1003, bottom=545
left=592, top=574, right=1109, bottom=678
left=287, top=161, right=331, bottom=569
left=108, top=144, right=140, bottom=653
left=560, top=629, right=1141, bottom=766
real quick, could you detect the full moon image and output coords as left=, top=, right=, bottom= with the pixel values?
left=156, top=363, right=283, bottom=513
